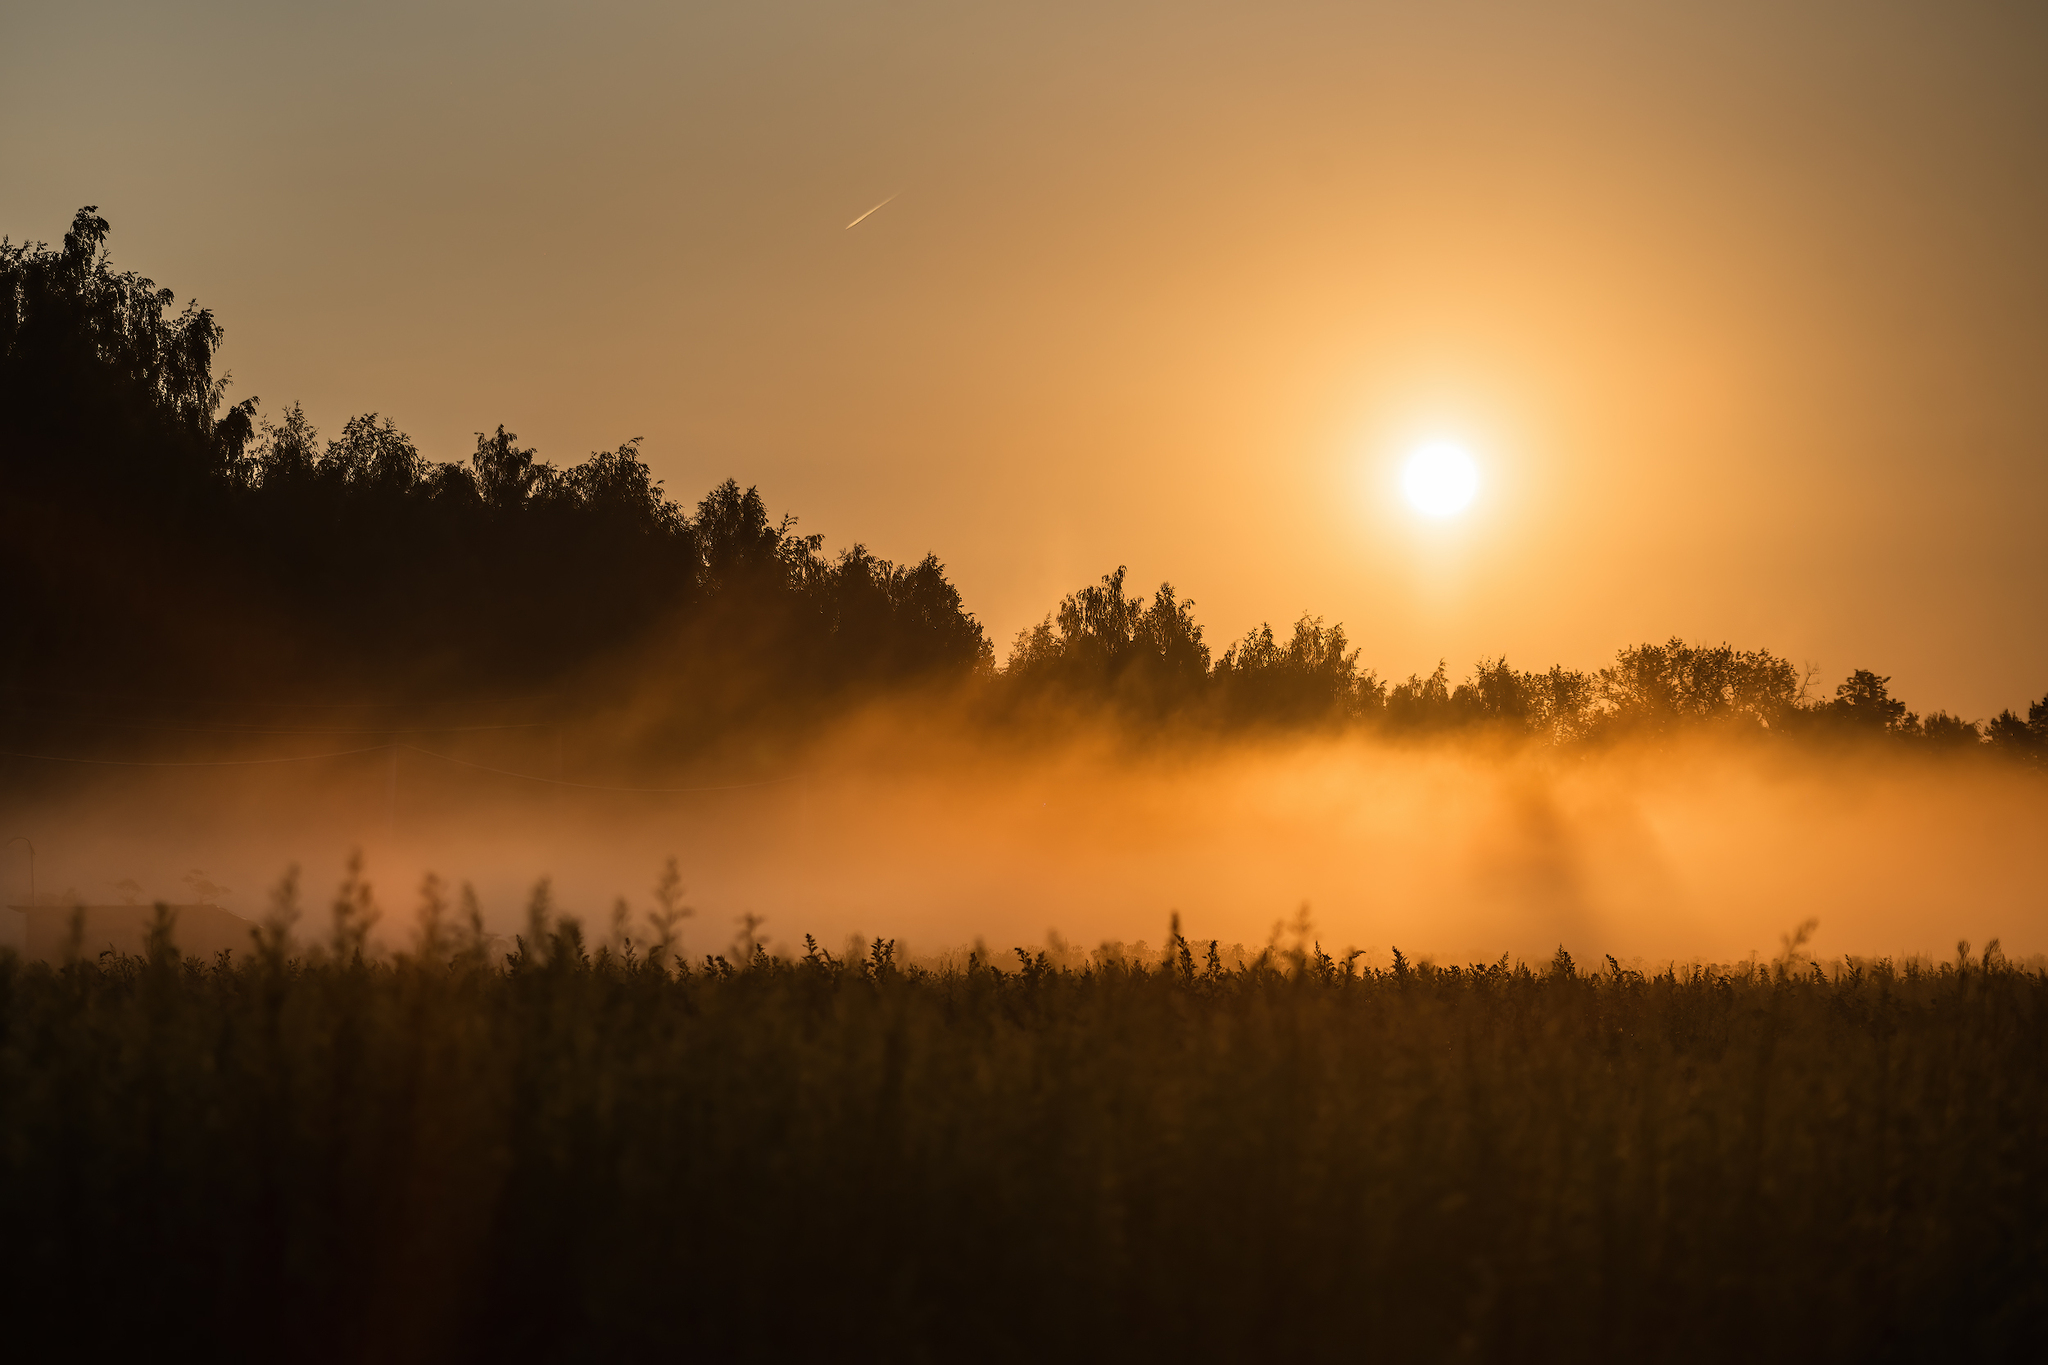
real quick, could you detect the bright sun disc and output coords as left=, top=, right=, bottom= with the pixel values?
left=1401, top=442, right=1480, bottom=518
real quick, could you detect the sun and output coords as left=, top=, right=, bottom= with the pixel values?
left=1401, top=441, right=1480, bottom=518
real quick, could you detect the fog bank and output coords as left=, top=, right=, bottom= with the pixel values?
left=4, top=720, right=2042, bottom=966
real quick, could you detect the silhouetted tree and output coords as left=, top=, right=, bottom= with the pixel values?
left=1386, top=662, right=1456, bottom=731
left=820, top=548, right=994, bottom=680
left=1005, top=568, right=1209, bottom=716
left=1825, top=669, right=1914, bottom=735
left=470, top=425, right=547, bottom=510
left=254, top=402, right=320, bottom=484
left=1, top=208, right=988, bottom=720
left=1, top=206, right=255, bottom=495
left=3, top=208, right=259, bottom=694
left=1986, top=694, right=2047, bottom=762
left=1595, top=639, right=1805, bottom=736
left=1919, top=711, right=1982, bottom=748
left=1214, top=615, right=1380, bottom=726
left=1523, top=665, right=1599, bottom=742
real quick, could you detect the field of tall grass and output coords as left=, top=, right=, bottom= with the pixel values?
left=3, top=885, right=2044, bottom=1362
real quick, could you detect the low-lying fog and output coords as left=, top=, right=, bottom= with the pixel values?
left=5, top=715, right=2043, bottom=966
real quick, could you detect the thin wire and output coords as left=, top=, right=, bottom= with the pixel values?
left=0, top=742, right=800, bottom=793
left=0, top=745, right=394, bottom=768
left=13, top=714, right=546, bottom=736
left=0, top=687, right=555, bottom=710
left=400, top=744, right=799, bottom=794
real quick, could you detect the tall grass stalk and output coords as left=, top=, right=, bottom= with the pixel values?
left=1, top=919, right=2042, bottom=1361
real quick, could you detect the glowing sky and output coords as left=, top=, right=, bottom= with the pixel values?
left=5, top=0, right=2045, bottom=716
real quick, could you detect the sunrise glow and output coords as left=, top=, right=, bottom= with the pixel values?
left=1401, top=441, right=1480, bottom=518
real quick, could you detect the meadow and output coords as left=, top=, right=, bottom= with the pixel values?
left=3, top=892, right=2043, bottom=1361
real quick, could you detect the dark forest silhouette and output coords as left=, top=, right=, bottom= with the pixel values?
left=4, top=208, right=2044, bottom=756
left=1, top=209, right=990, bottom=727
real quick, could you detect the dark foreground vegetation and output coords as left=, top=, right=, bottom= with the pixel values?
left=5, top=207, right=2045, bottom=758
left=3, top=892, right=2045, bottom=1361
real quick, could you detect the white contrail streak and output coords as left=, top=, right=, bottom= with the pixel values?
left=845, top=194, right=898, bottom=229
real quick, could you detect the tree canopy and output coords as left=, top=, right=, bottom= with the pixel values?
left=4, top=207, right=2041, bottom=758
left=2, top=209, right=990, bottom=716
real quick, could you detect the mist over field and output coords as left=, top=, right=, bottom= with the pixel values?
left=5, top=199, right=2040, bottom=967
left=8, top=713, right=2043, bottom=966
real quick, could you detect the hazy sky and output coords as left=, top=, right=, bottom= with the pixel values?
left=6, top=0, right=2044, bottom=716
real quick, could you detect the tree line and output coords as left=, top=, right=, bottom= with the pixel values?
left=1, top=209, right=989, bottom=722
left=4, top=207, right=2043, bottom=756
left=1003, top=565, right=2047, bottom=755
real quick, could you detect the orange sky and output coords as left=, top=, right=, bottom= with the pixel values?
left=6, top=0, right=2045, bottom=717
